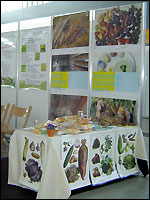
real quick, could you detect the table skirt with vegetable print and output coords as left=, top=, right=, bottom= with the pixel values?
left=8, top=126, right=148, bottom=199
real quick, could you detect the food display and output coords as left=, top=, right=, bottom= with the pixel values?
left=53, top=115, right=92, bottom=135
left=32, top=115, right=92, bottom=135
left=94, top=4, right=142, bottom=46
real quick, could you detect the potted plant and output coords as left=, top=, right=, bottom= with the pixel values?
left=46, top=123, right=57, bottom=137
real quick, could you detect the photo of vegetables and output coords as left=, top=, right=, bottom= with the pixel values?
left=52, top=53, right=89, bottom=72
left=1, top=76, right=15, bottom=87
left=62, top=136, right=90, bottom=190
left=116, top=128, right=138, bottom=178
left=94, top=4, right=142, bottom=46
left=90, top=132, right=120, bottom=185
left=53, top=12, right=89, bottom=49
left=19, top=136, right=47, bottom=190
left=90, top=97, right=136, bottom=126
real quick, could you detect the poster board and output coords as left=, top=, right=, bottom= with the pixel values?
left=1, top=31, right=17, bottom=88
left=19, top=27, right=49, bottom=90
left=90, top=3, right=144, bottom=127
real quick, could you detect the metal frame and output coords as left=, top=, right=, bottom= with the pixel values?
left=139, top=2, right=147, bottom=128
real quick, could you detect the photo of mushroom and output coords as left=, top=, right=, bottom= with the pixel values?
left=90, top=97, right=136, bottom=126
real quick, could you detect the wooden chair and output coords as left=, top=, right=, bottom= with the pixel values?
left=1, top=104, right=10, bottom=154
left=1, top=104, right=32, bottom=147
left=1, top=103, right=10, bottom=129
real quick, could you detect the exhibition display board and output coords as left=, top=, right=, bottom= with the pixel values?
left=1, top=3, right=147, bottom=128
left=1, top=31, right=17, bottom=88
left=19, top=27, right=49, bottom=90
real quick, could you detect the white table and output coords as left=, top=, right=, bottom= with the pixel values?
left=8, top=126, right=148, bottom=199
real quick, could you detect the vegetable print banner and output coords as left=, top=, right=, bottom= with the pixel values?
left=116, top=127, right=139, bottom=178
left=90, top=131, right=120, bottom=186
left=62, top=134, right=91, bottom=190
left=19, top=134, right=47, bottom=191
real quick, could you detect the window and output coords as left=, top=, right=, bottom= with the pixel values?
left=1, top=1, right=52, bottom=13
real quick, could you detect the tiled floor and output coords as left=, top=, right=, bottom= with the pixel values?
left=1, top=135, right=149, bottom=199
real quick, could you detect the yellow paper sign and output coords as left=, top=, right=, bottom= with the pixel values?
left=146, top=29, right=149, bottom=44
left=92, top=71, right=115, bottom=91
left=51, top=72, right=69, bottom=88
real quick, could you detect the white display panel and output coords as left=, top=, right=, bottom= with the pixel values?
left=90, top=3, right=144, bottom=126
left=1, top=3, right=147, bottom=129
left=1, top=23, right=17, bottom=128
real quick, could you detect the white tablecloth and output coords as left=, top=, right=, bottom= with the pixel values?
left=8, top=130, right=71, bottom=199
left=8, top=126, right=148, bottom=199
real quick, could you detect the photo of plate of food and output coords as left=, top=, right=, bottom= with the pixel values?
left=97, top=52, right=136, bottom=72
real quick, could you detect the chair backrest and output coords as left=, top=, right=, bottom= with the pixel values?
left=5, top=104, right=32, bottom=130
left=1, top=103, right=10, bottom=128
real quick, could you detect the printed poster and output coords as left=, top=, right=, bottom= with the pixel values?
left=49, top=94, right=87, bottom=120
left=19, top=134, right=47, bottom=191
left=19, top=27, right=49, bottom=90
left=94, top=4, right=142, bottom=47
left=90, top=131, right=120, bottom=186
left=62, top=134, right=91, bottom=190
left=90, top=97, right=137, bottom=127
left=53, top=11, right=89, bottom=49
left=51, top=53, right=89, bottom=95
left=116, top=127, right=139, bottom=178
left=1, top=31, right=17, bottom=87
left=92, top=3, right=143, bottom=96
left=92, top=50, right=141, bottom=93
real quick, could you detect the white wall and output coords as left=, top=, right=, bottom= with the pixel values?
left=2, top=1, right=149, bottom=29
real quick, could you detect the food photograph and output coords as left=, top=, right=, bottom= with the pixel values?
left=94, top=4, right=142, bottom=46
left=53, top=11, right=89, bottom=49
left=92, top=51, right=137, bottom=72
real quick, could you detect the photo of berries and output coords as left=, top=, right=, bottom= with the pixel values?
left=94, top=4, right=142, bottom=46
